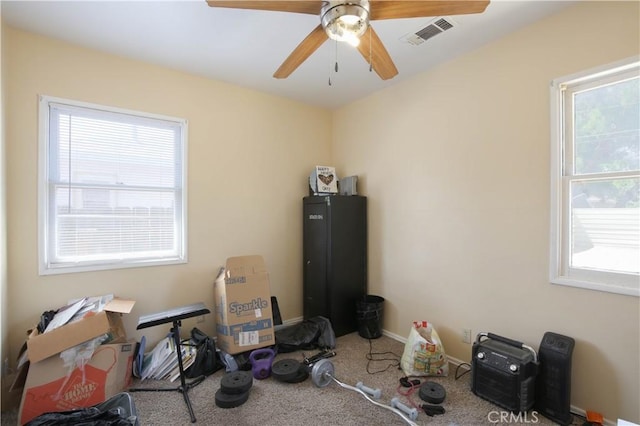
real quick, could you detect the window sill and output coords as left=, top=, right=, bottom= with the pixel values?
left=551, top=276, right=639, bottom=297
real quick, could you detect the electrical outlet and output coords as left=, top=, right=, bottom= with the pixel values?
left=197, top=315, right=205, bottom=323
left=462, top=328, right=472, bottom=344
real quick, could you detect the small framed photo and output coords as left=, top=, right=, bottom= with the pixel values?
left=313, top=166, right=338, bottom=194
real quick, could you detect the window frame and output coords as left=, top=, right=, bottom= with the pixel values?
left=38, top=95, right=188, bottom=275
left=549, top=56, right=639, bottom=297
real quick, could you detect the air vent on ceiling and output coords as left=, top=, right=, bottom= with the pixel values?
left=400, top=17, right=457, bottom=46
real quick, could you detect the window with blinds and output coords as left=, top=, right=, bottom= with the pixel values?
left=39, top=96, right=187, bottom=274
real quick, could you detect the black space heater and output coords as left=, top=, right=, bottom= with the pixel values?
left=535, top=331, right=575, bottom=425
left=471, top=332, right=538, bottom=413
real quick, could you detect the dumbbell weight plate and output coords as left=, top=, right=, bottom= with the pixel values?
left=272, top=359, right=301, bottom=382
left=283, top=364, right=309, bottom=383
left=311, top=358, right=334, bottom=388
left=220, top=371, right=253, bottom=395
left=215, top=388, right=250, bottom=408
left=419, top=381, right=446, bottom=404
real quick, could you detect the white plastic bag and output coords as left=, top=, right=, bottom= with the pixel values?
left=400, top=321, right=448, bottom=377
left=55, top=333, right=109, bottom=400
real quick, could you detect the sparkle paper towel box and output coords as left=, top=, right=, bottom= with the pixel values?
left=214, top=255, right=275, bottom=354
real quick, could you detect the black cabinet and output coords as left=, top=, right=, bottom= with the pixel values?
left=303, top=195, right=367, bottom=337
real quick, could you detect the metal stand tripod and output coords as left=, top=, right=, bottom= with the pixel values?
left=129, top=303, right=210, bottom=423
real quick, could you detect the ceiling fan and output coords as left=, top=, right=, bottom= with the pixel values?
left=206, top=1, right=490, bottom=80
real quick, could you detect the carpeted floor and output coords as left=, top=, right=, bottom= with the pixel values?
left=2, top=332, right=585, bottom=425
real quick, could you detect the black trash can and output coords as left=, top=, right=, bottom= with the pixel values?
left=356, top=295, right=385, bottom=339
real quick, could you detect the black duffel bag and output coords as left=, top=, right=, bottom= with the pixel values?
left=185, top=327, right=223, bottom=378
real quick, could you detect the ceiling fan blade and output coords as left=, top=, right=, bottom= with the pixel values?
left=274, top=24, right=328, bottom=79
left=370, top=1, right=490, bottom=20
left=206, top=1, right=323, bottom=15
left=356, top=26, right=398, bottom=80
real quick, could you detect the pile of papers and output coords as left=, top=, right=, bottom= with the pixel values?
left=137, top=334, right=197, bottom=382
left=43, top=294, right=114, bottom=333
left=18, top=294, right=117, bottom=369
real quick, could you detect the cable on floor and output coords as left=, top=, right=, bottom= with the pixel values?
left=454, top=362, right=471, bottom=380
left=365, top=338, right=401, bottom=374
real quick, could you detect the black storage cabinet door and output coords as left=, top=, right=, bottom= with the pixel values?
left=303, top=195, right=367, bottom=337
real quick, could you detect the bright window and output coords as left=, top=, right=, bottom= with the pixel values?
left=39, top=96, right=187, bottom=274
left=550, top=57, right=639, bottom=296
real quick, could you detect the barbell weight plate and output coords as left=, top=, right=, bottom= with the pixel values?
left=220, top=370, right=253, bottom=395
left=214, top=388, right=250, bottom=409
left=272, top=359, right=301, bottom=382
left=418, top=381, right=446, bottom=404
left=283, top=364, right=309, bottom=384
left=311, top=358, right=334, bottom=388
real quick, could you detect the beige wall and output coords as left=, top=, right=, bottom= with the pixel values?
left=3, top=26, right=331, bottom=361
left=0, top=4, right=7, bottom=384
left=2, top=1, right=639, bottom=423
left=333, top=1, right=639, bottom=422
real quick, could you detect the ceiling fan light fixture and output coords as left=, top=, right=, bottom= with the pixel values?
left=321, top=1, right=369, bottom=47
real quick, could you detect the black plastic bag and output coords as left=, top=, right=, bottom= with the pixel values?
left=25, top=392, right=138, bottom=426
left=185, top=328, right=222, bottom=378
left=275, top=316, right=336, bottom=353
left=232, top=350, right=253, bottom=371
left=310, top=316, right=337, bottom=349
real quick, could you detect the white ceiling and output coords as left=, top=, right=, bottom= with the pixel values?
left=1, top=0, right=576, bottom=109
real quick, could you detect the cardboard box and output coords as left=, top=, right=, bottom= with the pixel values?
left=19, top=341, right=135, bottom=425
left=214, top=255, right=275, bottom=354
left=2, top=370, right=24, bottom=412
left=27, top=298, right=135, bottom=363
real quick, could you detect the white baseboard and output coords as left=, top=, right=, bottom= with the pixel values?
left=283, top=316, right=303, bottom=326
left=282, top=317, right=304, bottom=326
left=274, top=316, right=303, bottom=332
left=381, top=328, right=468, bottom=368
left=381, top=328, right=407, bottom=343
left=568, top=406, right=617, bottom=426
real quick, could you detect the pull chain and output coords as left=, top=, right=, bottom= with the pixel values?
left=369, top=26, right=373, bottom=72
left=335, top=39, right=339, bottom=73
left=329, top=39, right=339, bottom=86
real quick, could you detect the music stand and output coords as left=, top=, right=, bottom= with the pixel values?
left=129, top=302, right=210, bottom=423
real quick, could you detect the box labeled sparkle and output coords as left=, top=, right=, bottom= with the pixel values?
left=214, top=255, right=275, bottom=354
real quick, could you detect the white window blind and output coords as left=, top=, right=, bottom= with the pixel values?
left=39, top=96, right=187, bottom=274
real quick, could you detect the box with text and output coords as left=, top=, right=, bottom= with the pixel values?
left=214, top=255, right=275, bottom=354
left=19, top=341, right=135, bottom=425
left=26, top=298, right=136, bottom=363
